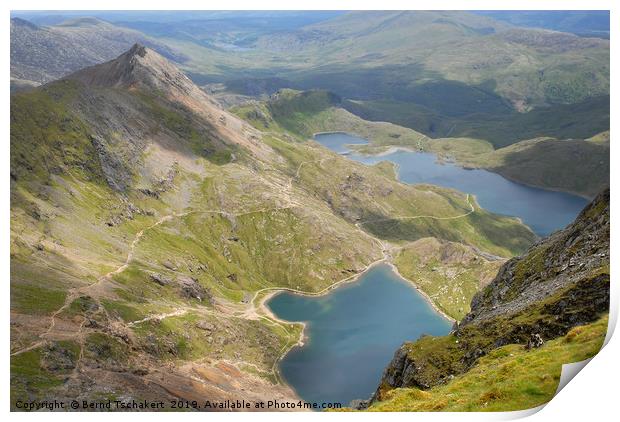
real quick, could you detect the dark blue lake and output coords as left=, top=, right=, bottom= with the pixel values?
left=267, top=263, right=452, bottom=406
left=314, top=132, right=588, bottom=236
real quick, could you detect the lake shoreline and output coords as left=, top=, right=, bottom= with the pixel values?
left=255, top=257, right=389, bottom=392
left=316, top=133, right=586, bottom=236
left=384, top=261, right=456, bottom=323
left=261, top=258, right=454, bottom=406
left=313, top=130, right=594, bottom=201
left=348, top=140, right=595, bottom=201
left=258, top=257, right=456, bottom=401
left=264, top=131, right=581, bottom=400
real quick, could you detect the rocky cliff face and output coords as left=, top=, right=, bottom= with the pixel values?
left=463, top=188, right=609, bottom=326
left=373, top=189, right=609, bottom=402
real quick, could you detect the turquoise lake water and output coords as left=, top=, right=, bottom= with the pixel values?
left=314, top=132, right=588, bottom=236
left=267, top=263, right=452, bottom=406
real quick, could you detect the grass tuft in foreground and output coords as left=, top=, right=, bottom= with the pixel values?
left=368, top=315, right=608, bottom=412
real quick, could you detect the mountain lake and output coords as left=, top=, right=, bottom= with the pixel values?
left=267, top=263, right=452, bottom=407
left=314, top=132, right=588, bottom=237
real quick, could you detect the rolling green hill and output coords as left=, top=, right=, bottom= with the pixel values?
left=430, top=135, right=610, bottom=199
left=205, top=11, right=608, bottom=142
left=342, top=95, right=609, bottom=147
left=11, top=12, right=610, bottom=145
left=252, top=11, right=609, bottom=109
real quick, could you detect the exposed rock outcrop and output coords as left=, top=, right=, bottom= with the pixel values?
left=68, top=43, right=192, bottom=93
left=149, top=273, right=172, bottom=286
left=463, top=189, right=609, bottom=325
left=177, top=275, right=211, bottom=303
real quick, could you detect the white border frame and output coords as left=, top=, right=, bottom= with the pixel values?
left=2, top=1, right=617, bottom=421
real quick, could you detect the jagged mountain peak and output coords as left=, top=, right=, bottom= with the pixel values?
left=64, top=43, right=274, bottom=162
left=66, top=43, right=194, bottom=94
left=127, top=42, right=147, bottom=57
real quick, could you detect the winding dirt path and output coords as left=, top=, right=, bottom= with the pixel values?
left=356, top=194, right=475, bottom=227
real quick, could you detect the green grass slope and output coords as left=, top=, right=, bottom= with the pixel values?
left=343, top=95, right=609, bottom=147
left=260, top=133, right=536, bottom=258
left=368, top=315, right=607, bottom=411
left=429, top=135, right=609, bottom=199
left=177, top=11, right=610, bottom=143
left=392, top=238, right=504, bottom=320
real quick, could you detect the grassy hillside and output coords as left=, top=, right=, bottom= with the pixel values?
left=9, top=56, right=374, bottom=404
left=260, top=131, right=536, bottom=258
left=244, top=11, right=609, bottom=108
left=343, top=95, right=609, bottom=147
left=368, top=315, right=607, bottom=411
left=429, top=135, right=610, bottom=199
left=233, top=90, right=427, bottom=142
left=392, top=238, right=504, bottom=320
left=192, top=11, right=608, bottom=142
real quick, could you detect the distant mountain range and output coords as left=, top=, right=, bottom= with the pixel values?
left=473, top=11, right=609, bottom=38
left=11, top=12, right=609, bottom=137
left=230, top=11, right=609, bottom=141
left=10, top=17, right=186, bottom=86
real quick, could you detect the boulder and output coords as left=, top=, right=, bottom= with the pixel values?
left=177, top=275, right=209, bottom=302
left=195, top=321, right=215, bottom=332
left=526, top=333, right=544, bottom=350
left=149, top=272, right=172, bottom=286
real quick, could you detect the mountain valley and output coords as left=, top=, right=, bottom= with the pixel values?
left=11, top=44, right=542, bottom=408
left=9, top=9, right=611, bottom=413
